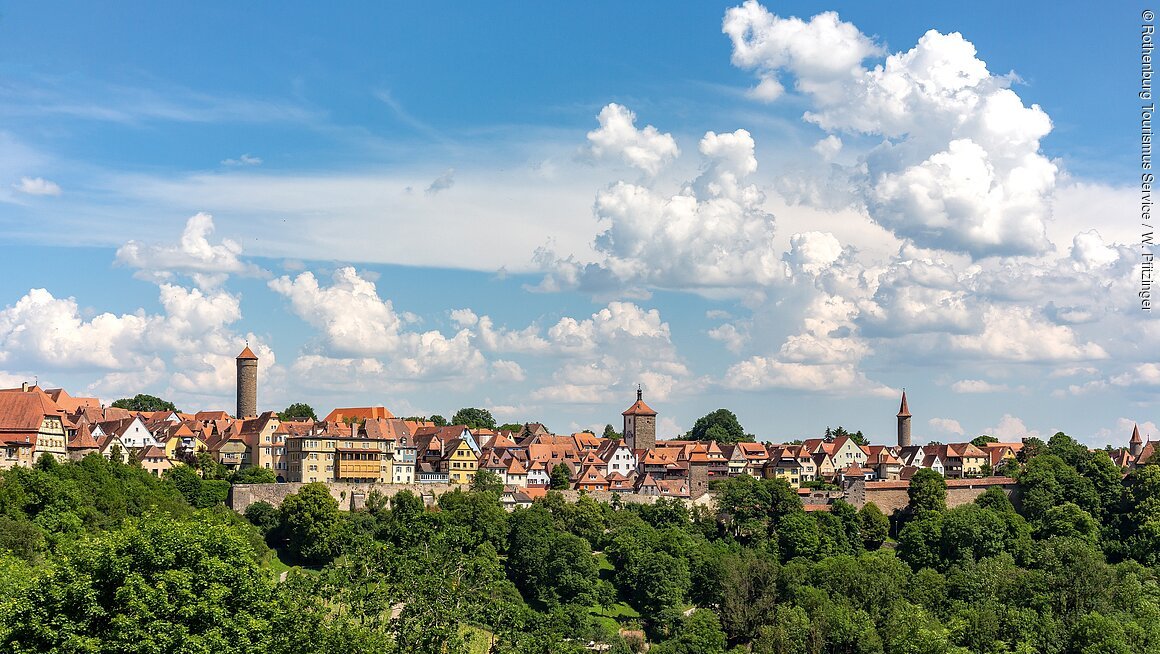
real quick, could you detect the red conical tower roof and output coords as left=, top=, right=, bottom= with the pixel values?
left=236, top=346, right=258, bottom=360
left=1131, top=423, right=1144, bottom=443
left=897, top=391, right=911, bottom=418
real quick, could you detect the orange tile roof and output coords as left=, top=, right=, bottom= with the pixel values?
left=236, top=346, right=259, bottom=360
left=324, top=406, right=395, bottom=423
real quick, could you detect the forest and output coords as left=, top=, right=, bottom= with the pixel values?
left=0, top=431, right=1158, bottom=654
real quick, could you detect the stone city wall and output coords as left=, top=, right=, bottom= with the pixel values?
left=845, top=476, right=1018, bottom=514
left=229, top=482, right=716, bottom=513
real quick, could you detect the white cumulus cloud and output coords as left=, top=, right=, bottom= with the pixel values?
left=586, top=103, right=680, bottom=175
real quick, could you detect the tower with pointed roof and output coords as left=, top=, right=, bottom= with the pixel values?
left=897, top=391, right=912, bottom=448
left=1130, top=423, right=1145, bottom=459
left=236, top=346, right=259, bottom=419
left=622, top=386, right=657, bottom=451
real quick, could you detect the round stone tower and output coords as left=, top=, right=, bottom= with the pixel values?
left=236, top=346, right=258, bottom=419
left=897, top=390, right=912, bottom=448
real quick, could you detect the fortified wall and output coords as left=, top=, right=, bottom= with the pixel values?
left=229, top=482, right=716, bottom=513
left=846, top=476, right=1018, bottom=514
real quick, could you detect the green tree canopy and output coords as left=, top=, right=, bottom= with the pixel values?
left=550, top=464, right=572, bottom=490
left=110, top=393, right=177, bottom=413
left=451, top=407, right=497, bottom=430
left=278, top=402, right=317, bottom=421
left=825, top=426, right=868, bottom=446
left=1, top=516, right=276, bottom=654
left=686, top=409, right=751, bottom=444
left=907, top=469, right=948, bottom=518
left=971, top=434, right=999, bottom=448
left=279, top=483, right=343, bottom=564
left=470, top=469, right=504, bottom=495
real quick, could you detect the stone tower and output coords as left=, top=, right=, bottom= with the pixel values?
left=236, top=346, right=258, bottom=419
left=622, top=386, right=657, bottom=451
left=897, top=390, right=912, bottom=448
left=1131, top=423, right=1144, bottom=458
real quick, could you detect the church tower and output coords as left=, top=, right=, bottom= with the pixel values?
left=897, top=391, right=912, bottom=448
left=622, top=386, right=657, bottom=451
left=236, top=346, right=258, bottom=419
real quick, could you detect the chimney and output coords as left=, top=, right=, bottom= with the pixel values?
left=351, top=421, right=358, bottom=438
left=21, top=381, right=28, bottom=392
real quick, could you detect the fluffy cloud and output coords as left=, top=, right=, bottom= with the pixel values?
left=950, top=306, right=1108, bottom=362
left=723, top=3, right=881, bottom=104
left=540, top=127, right=779, bottom=292
left=587, top=103, right=680, bottom=175
left=928, top=417, right=965, bottom=435
left=116, top=212, right=264, bottom=288
left=269, top=267, right=486, bottom=380
left=464, top=302, right=690, bottom=405
left=13, top=176, right=61, bottom=196
left=950, top=379, right=1011, bottom=394
left=982, top=414, right=1041, bottom=440
left=722, top=356, right=894, bottom=396
left=727, top=4, right=1057, bottom=258
left=0, top=288, right=155, bottom=370
left=0, top=281, right=272, bottom=404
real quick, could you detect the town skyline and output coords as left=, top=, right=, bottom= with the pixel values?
left=0, top=2, right=1153, bottom=447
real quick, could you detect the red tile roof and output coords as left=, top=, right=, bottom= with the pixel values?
left=236, top=346, right=259, bottom=360
left=897, top=391, right=911, bottom=417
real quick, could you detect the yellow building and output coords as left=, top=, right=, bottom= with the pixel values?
left=445, top=438, right=478, bottom=484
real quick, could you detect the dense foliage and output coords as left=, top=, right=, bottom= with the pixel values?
left=278, top=402, right=317, bottom=421
left=686, top=409, right=752, bottom=444
left=111, top=393, right=178, bottom=412
left=451, top=407, right=497, bottom=430
left=1, top=431, right=1159, bottom=654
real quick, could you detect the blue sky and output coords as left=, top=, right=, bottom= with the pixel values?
left=0, top=2, right=1154, bottom=447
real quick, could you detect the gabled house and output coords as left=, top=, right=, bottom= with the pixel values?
left=595, top=439, right=638, bottom=478
left=762, top=447, right=803, bottom=488
left=526, top=460, right=551, bottom=487
left=443, top=438, right=478, bottom=485
left=138, top=445, right=173, bottom=477
left=0, top=389, right=67, bottom=467
left=93, top=416, right=159, bottom=451
left=575, top=465, right=610, bottom=492
left=865, top=445, right=903, bottom=481
left=503, top=457, right=528, bottom=487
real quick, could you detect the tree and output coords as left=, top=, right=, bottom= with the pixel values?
left=110, top=393, right=177, bottom=412
left=230, top=466, right=277, bottom=485
left=244, top=501, right=280, bottom=535
left=452, top=407, right=496, bottom=430
left=858, top=502, right=890, bottom=550
left=430, top=414, right=448, bottom=427
left=1039, top=502, right=1100, bottom=543
left=686, top=409, right=751, bottom=444
left=603, top=424, right=622, bottom=440
left=1, top=516, right=276, bottom=653
left=777, top=512, right=821, bottom=561
left=655, top=609, right=726, bottom=654
left=279, top=483, right=343, bottom=564
left=907, top=469, right=947, bottom=518
left=470, top=469, right=504, bottom=495
left=278, top=402, right=317, bottom=421
left=498, top=423, right=523, bottom=433
left=550, top=464, right=572, bottom=490
left=826, top=426, right=868, bottom=446
left=971, top=434, right=999, bottom=448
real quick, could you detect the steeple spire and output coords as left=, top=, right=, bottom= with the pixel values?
left=897, top=390, right=911, bottom=418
